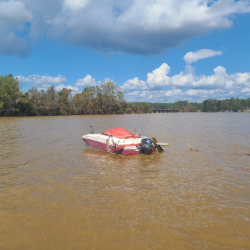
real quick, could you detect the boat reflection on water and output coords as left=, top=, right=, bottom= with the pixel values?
left=82, top=147, right=164, bottom=174
left=82, top=147, right=164, bottom=194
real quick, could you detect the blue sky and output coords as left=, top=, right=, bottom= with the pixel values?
left=0, top=0, right=250, bottom=102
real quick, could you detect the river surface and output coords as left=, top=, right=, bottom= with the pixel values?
left=0, top=113, right=250, bottom=249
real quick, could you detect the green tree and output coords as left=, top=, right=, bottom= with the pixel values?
left=58, top=88, right=73, bottom=115
left=0, top=74, right=21, bottom=115
left=18, top=93, right=36, bottom=116
left=202, top=99, right=218, bottom=112
left=100, top=81, right=122, bottom=114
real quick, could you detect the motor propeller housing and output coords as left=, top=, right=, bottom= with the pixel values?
left=140, top=138, right=153, bottom=155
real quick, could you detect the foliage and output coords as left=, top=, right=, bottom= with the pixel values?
left=128, top=102, right=151, bottom=114
left=27, top=86, right=61, bottom=116
left=0, top=78, right=151, bottom=116
left=17, top=93, right=36, bottom=116
left=147, top=101, right=202, bottom=112
left=202, top=98, right=250, bottom=112
left=72, top=82, right=128, bottom=115
left=146, top=98, right=250, bottom=112
left=0, top=74, right=21, bottom=115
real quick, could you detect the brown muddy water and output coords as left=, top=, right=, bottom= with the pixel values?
left=0, top=113, right=250, bottom=250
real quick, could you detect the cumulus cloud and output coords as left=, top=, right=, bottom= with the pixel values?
left=1, top=0, right=250, bottom=56
left=147, top=63, right=171, bottom=89
left=122, top=63, right=250, bottom=102
left=122, top=63, right=171, bottom=92
left=76, top=75, right=96, bottom=87
left=17, top=74, right=67, bottom=85
left=122, top=77, right=147, bottom=92
left=124, top=87, right=247, bottom=103
left=184, top=49, right=223, bottom=64
left=123, top=63, right=250, bottom=92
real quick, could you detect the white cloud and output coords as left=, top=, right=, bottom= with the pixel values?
left=47, top=0, right=250, bottom=55
left=124, top=87, right=243, bottom=103
left=122, top=63, right=250, bottom=92
left=76, top=75, right=96, bottom=87
left=122, top=63, right=250, bottom=102
left=122, top=63, right=171, bottom=92
left=122, top=77, right=147, bottom=92
left=63, top=0, right=90, bottom=11
left=0, top=0, right=32, bottom=57
left=184, top=49, right=223, bottom=64
left=147, top=63, right=171, bottom=89
left=55, top=84, right=79, bottom=92
left=242, top=88, right=250, bottom=93
left=17, top=74, right=67, bottom=85
left=103, top=78, right=112, bottom=83
left=0, top=0, right=31, bottom=28
left=165, top=88, right=182, bottom=97
left=16, top=73, right=82, bottom=93
left=1, top=0, right=250, bottom=56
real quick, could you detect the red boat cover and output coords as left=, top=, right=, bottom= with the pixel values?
left=103, top=127, right=140, bottom=139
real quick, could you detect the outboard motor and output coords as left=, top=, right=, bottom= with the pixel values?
left=140, top=138, right=153, bottom=155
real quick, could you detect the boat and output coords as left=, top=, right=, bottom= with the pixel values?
left=82, top=127, right=158, bottom=155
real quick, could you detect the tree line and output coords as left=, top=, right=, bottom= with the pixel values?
left=146, top=101, right=203, bottom=112
left=201, top=98, right=250, bottom=112
left=1, top=74, right=249, bottom=116
left=147, top=98, right=250, bottom=112
left=0, top=74, right=150, bottom=116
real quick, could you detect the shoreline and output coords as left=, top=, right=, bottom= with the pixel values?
left=1, top=111, right=249, bottom=118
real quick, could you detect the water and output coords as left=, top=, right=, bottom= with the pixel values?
left=0, top=113, right=250, bottom=249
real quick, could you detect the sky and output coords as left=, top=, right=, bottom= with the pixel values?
left=0, top=0, right=250, bottom=103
